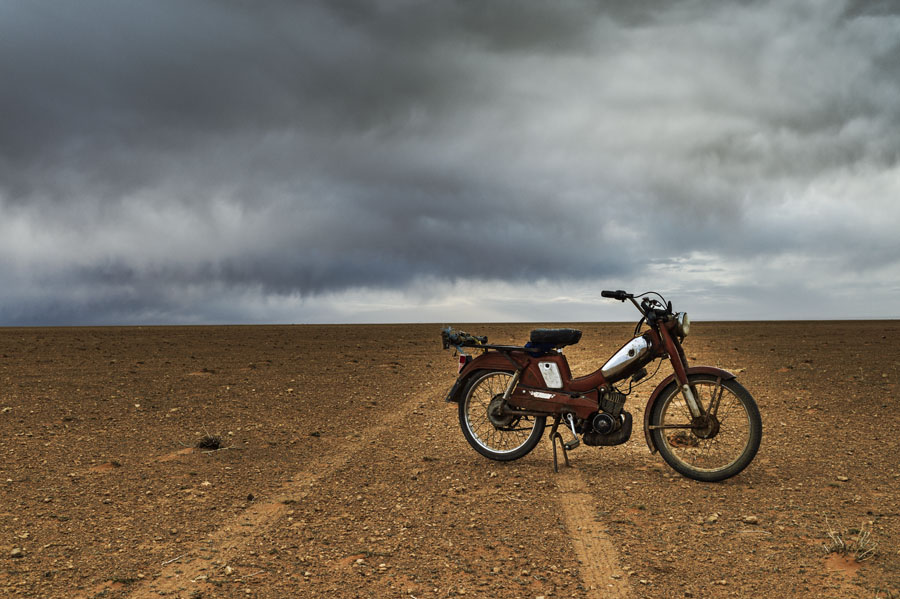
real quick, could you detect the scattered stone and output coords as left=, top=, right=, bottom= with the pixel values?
left=742, top=515, right=759, bottom=524
left=10, top=547, right=24, bottom=558
left=837, top=475, right=849, bottom=482
left=715, top=579, right=728, bottom=585
left=639, top=579, right=649, bottom=585
left=706, top=513, right=719, bottom=524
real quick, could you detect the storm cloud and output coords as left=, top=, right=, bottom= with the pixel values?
left=2, top=1, right=899, bottom=324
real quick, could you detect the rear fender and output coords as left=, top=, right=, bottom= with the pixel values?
left=642, top=366, right=737, bottom=452
left=443, top=352, right=523, bottom=403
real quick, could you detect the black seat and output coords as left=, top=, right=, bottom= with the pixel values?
left=529, top=328, right=582, bottom=347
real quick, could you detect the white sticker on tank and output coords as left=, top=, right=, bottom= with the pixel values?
left=538, top=362, right=563, bottom=388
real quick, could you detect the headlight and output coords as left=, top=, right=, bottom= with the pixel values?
left=675, top=312, right=690, bottom=338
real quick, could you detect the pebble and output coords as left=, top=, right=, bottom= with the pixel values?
left=743, top=515, right=759, bottom=525
left=706, top=513, right=719, bottom=524
left=10, top=548, right=24, bottom=558
left=836, top=475, right=849, bottom=482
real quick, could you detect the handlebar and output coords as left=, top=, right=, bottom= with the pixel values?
left=603, top=289, right=674, bottom=322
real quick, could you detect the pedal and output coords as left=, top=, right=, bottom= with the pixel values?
left=564, top=438, right=580, bottom=451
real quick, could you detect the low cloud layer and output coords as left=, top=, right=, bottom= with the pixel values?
left=2, top=1, right=899, bottom=324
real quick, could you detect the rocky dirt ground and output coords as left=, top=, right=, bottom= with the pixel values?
left=1, top=321, right=898, bottom=598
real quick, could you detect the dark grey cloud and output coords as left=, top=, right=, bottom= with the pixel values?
left=1, top=0, right=899, bottom=324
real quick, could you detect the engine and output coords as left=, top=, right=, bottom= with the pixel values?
left=583, top=389, right=633, bottom=446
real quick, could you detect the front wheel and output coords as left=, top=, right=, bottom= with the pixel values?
left=459, top=370, right=546, bottom=461
left=649, top=374, right=761, bottom=482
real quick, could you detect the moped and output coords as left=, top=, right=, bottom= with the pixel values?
left=441, top=290, right=761, bottom=481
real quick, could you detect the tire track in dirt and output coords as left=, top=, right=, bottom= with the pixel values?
left=556, top=470, right=633, bottom=599
left=118, top=390, right=432, bottom=599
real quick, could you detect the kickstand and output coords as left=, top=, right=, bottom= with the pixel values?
left=549, top=416, right=571, bottom=473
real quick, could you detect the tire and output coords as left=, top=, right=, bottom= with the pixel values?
left=649, top=374, right=761, bottom=482
left=458, top=370, right=546, bottom=462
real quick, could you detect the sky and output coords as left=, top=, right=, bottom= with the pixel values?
left=1, top=0, right=899, bottom=325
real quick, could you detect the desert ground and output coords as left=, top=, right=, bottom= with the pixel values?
left=1, top=321, right=898, bottom=598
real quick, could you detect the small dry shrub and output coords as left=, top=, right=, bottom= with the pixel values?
left=822, top=518, right=877, bottom=562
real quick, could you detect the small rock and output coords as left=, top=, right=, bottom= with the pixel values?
left=639, top=579, right=649, bottom=585
left=836, top=475, right=849, bottom=482
left=716, top=579, right=728, bottom=585
left=742, top=515, right=759, bottom=525
left=224, top=565, right=233, bottom=575
left=10, top=548, right=24, bottom=558
left=706, top=513, right=719, bottom=524
left=200, top=480, right=212, bottom=487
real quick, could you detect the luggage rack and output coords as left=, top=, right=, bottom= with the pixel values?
left=441, top=327, right=561, bottom=356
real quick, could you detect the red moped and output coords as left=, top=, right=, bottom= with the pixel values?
left=441, top=290, right=761, bottom=481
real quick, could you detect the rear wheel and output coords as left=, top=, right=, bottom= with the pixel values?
left=649, top=374, right=761, bottom=482
left=458, top=370, right=545, bottom=461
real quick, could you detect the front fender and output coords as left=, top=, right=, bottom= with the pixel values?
left=642, top=366, right=737, bottom=452
left=443, top=352, right=522, bottom=403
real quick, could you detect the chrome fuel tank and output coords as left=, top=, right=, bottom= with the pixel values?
left=601, top=336, right=651, bottom=380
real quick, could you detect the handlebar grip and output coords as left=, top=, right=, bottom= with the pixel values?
left=601, top=289, right=629, bottom=300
